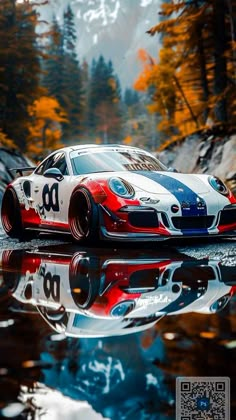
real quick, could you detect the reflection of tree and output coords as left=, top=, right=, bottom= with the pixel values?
left=148, top=305, right=236, bottom=416
left=0, top=291, right=52, bottom=416
left=152, top=310, right=234, bottom=372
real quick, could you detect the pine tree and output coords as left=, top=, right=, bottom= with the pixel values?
left=0, top=0, right=42, bottom=150
left=124, top=89, right=139, bottom=107
left=61, top=5, right=83, bottom=139
left=42, top=7, right=84, bottom=141
left=80, top=59, right=89, bottom=133
left=43, top=16, right=64, bottom=101
left=87, top=56, right=122, bottom=142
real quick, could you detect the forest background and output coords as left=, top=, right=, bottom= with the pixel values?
left=0, top=0, right=236, bottom=162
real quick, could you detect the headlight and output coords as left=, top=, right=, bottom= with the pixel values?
left=110, top=300, right=135, bottom=317
left=208, top=176, right=229, bottom=196
left=109, top=177, right=134, bottom=198
left=210, top=294, right=231, bottom=313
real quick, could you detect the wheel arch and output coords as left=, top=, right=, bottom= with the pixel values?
left=68, top=186, right=99, bottom=243
left=75, top=178, right=107, bottom=204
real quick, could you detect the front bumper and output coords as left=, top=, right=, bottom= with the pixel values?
left=100, top=226, right=169, bottom=241
left=99, top=204, right=236, bottom=242
left=100, top=225, right=236, bottom=242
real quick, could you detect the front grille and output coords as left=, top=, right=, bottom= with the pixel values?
left=172, top=216, right=214, bottom=230
left=121, top=268, right=159, bottom=293
left=129, top=268, right=159, bottom=290
left=161, top=212, right=170, bottom=228
left=219, top=209, right=236, bottom=225
left=128, top=211, right=159, bottom=228
left=172, top=265, right=215, bottom=282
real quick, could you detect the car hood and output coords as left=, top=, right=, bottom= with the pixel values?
left=94, top=171, right=211, bottom=195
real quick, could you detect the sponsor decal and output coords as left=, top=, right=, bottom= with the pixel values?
left=38, top=183, right=60, bottom=216
left=43, top=272, right=60, bottom=303
left=140, top=197, right=160, bottom=204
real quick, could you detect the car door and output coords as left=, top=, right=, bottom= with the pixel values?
left=31, top=152, right=71, bottom=227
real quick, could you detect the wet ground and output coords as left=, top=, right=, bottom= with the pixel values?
left=0, top=233, right=235, bottom=419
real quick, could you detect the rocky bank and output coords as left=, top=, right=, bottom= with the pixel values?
left=0, top=148, right=32, bottom=201
left=159, top=132, right=236, bottom=195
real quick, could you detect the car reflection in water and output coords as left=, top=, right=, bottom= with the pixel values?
left=2, top=247, right=235, bottom=338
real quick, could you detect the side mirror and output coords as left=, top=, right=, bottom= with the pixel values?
left=43, top=168, right=64, bottom=181
left=168, top=167, right=179, bottom=173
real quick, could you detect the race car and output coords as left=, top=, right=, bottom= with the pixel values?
left=1, top=144, right=236, bottom=242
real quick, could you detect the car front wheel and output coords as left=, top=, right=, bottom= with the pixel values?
left=68, top=187, right=99, bottom=243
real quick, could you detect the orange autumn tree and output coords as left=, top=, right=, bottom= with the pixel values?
left=27, top=96, right=67, bottom=159
left=134, top=4, right=207, bottom=147
left=135, top=0, right=236, bottom=149
left=134, top=47, right=179, bottom=141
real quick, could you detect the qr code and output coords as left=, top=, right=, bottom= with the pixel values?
left=176, top=377, right=230, bottom=419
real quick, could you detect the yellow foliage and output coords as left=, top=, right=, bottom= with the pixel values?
left=123, top=135, right=132, bottom=145
left=108, top=77, right=116, bottom=90
left=27, top=127, right=64, bottom=158
left=132, top=122, right=138, bottom=130
left=133, top=69, right=151, bottom=91
left=108, top=78, right=120, bottom=104
left=28, top=96, right=67, bottom=123
left=134, top=49, right=158, bottom=92
left=137, top=49, right=156, bottom=64
left=26, top=96, right=67, bottom=158
left=0, top=131, right=17, bottom=149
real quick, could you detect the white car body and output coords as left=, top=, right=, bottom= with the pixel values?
left=1, top=144, right=236, bottom=242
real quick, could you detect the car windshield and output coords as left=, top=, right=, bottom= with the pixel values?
left=70, top=149, right=167, bottom=175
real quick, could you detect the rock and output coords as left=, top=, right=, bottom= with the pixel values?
left=158, top=132, right=236, bottom=183
left=170, top=136, right=200, bottom=173
left=198, top=141, right=212, bottom=158
left=211, top=144, right=223, bottom=165
left=0, top=148, right=33, bottom=203
left=226, top=171, right=236, bottom=181
left=158, top=150, right=176, bottom=167
left=213, top=135, right=236, bottom=180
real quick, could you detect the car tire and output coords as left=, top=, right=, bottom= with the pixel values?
left=68, top=187, right=99, bottom=243
left=1, top=187, right=37, bottom=240
left=1, top=250, right=23, bottom=300
left=1, top=187, right=25, bottom=239
left=69, top=255, right=101, bottom=309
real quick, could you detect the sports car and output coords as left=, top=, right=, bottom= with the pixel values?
left=1, top=144, right=236, bottom=242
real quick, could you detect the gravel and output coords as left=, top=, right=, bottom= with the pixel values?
left=0, top=228, right=235, bottom=265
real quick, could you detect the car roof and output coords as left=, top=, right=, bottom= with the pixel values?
left=58, top=144, right=151, bottom=155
